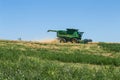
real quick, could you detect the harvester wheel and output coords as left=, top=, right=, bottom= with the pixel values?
left=60, top=38, right=66, bottom=43
left=71, top=38, right=78, bottom=43
left=88, top=39, right=92, bottom=42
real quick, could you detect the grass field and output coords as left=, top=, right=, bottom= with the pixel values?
left=0, top=40, right=120, bottom=80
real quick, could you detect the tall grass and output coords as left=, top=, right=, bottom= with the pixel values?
left=0, top=44, right=120, bottom=66
left=32, top=49, right=120, bottom=66
left=1, top=57, right=120, bottom=80
left=98, top=42, right=120, bottom=52
left=0, top=40, right=120, bottom=80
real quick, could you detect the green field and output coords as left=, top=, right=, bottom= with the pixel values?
left=0, top=40, right=120, bottom=80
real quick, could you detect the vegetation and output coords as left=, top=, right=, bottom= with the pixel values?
left=0, top=40, right=120, bottom=80
left=98, top=42, right=120, bottom=52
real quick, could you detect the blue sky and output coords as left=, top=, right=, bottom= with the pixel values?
left=0, top=0, right=120, bottom=42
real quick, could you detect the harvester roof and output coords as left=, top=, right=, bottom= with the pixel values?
left=67, top=28, right=78, bottom=31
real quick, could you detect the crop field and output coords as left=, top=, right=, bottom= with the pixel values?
left=0, top=40, right=120, bottom=80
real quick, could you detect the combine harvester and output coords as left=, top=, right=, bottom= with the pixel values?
left=48, top=28, right=92, bottom=43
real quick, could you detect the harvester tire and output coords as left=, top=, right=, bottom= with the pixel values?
left=60, top=38, right=66, bottom=43
left=88, top=39, right=92, bottom=42
left=71, top=38, right=78, bottom=43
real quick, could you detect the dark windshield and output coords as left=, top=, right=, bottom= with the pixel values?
left=79, top=32, right=84, bottom=35
left=78, top=32, right=84, bottom=40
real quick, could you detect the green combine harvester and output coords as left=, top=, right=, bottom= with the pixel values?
left=48, top=28, right=92, bottom=43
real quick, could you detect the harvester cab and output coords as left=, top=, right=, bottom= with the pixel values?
left=48, top=28, right=92, bottom=43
